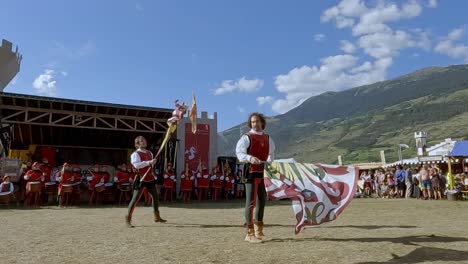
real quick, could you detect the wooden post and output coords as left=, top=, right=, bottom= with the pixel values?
left=447, top=157, right=453, bottom=190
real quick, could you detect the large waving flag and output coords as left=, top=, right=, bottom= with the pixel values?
left=189, top=92, right=197, bottom=134
left=264, top=162, right=358, bottom=234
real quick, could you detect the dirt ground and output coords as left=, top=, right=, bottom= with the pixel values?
left=1, top=198, right=468, bottom=264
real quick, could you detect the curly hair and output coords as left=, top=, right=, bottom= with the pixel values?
left=247, top=112, right=266, bottom=130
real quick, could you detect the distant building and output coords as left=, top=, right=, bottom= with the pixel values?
left=384, top=137, right=457, bottom=167
left=426, top=138, right=456, bottom=156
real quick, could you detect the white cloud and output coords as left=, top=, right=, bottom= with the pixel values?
left=314, top=34, right=326, bottom=42
left=321, top=0, right=368, bottom=28
left=322, top=0, right=425, bottom=36
left=61, top=71, right=68, bottom=76
left=358, top=30, right=413, bottom=58
left=262, top=1, right=440, bottom=114
left=76, top=40, right=95, bottom=57
left=340, top=40, right=357, bottom=53
left=136, top=3, right=143, bottom=12
left=10, top=77, right=17, bottom=85
left=53, top=40, right=96, bottom=60
left=271, top=55, right=391, bottom=114
left=237, top=106, right=246, bottom=113
left=256, top=96, right=275, bottom=106
left=435, top=27, right=468, bottom=62
left=352, top=1, right=422, bottom=36
left=427, top=0, right=437, bottom=8
left=33, top=69, right=57, bottom=96
left=414, top=29, right=432, bottom=50
left=324, top=1, right=433, bottom=59
left=448, top=28, right=464, bottom=40
left=214, top=77, right=264, bottom=95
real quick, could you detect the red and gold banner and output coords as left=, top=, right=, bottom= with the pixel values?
left=184, top=123, right=210, bottom=171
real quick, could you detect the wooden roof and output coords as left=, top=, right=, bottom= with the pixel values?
left=0, top=92, right=173, bottom=149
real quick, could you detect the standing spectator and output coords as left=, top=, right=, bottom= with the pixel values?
left=420, top=165, right=432, bottom=200
left=377, top=170, right=386, bottom=198
left=438, top=170, right=447, bottom=199
left=462, top=173, right=467, bottom=189
left=380, top=174, right=389, bottom=199
left=430, top=168, right=441, bottom=200
left=454, top=174, right=464, bottom=191
left=412, top=171, right=421, bottom=199
left=373, top=169, right=380, bottom=197
left=395, top=165, right=406, bottom=198
left=405, top=166, right=413, bottom=198
left=362, top=171, right=372, bottom=197
left=387, top=173, right=396, bottom=198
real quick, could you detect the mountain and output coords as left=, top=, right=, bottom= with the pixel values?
left=217, top=64, right=468, bottom=164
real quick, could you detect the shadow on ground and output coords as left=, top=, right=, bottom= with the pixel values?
left=134, top=224, right=418, bottom=230
left=357, top=246, right=468, bottom=264
left=136, top=223, right=296, bottom=228
left=322, top=225, right=417, bottom=230
left=268, top=234, right=468, bottom=246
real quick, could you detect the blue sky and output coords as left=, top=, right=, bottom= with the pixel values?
left=2, top=0, right=468, bottom=131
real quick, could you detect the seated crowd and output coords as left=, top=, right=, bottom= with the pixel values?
left=1, top=158, right=245, bottom=207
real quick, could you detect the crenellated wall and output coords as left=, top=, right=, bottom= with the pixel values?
left=0, top=39, right=22, bottom=91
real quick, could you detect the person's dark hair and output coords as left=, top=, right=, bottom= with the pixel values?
left=247, top=112, right=266, bottom=130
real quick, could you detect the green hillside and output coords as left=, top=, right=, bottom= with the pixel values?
left=218, top=64, right=468, bottom=164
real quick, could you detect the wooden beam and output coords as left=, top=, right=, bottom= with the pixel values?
left=117, top=119, right=134, bottom=130
left=1, top=106, right=168, bottom=133
left=27, top=112, right=49, bottom=122
left=52, top=114, right=73, bottom=124
left=155, top=121, right=167, bottom=130
left=18, top=123, right=24, bottom=143
left=1, top=110, right=26, bottom=121
left=0, top=105, right=167, bottom=122
left=28, top=124, right=33, bottom=143
left=1, top=120, right=166, bottom=134
left=137, top=120, right=153, bottom=132
left=40, top=126, right=44, bottom=145
left=96, top=117, right=114, bottom=128
left=75, top=116, right=94, bottom=126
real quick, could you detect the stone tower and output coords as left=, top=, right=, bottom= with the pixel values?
left=0, top=39, right=22, bottom=91
left=414, top=131, right=427, bottom=156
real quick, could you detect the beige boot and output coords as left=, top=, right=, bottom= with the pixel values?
left=244, top=224, right=262, bottom=243
left=154, top=211, right=167, bottom=223
left=254, top=221, right=265, bottom=240
left=125, top=215, right=133, bottom=228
